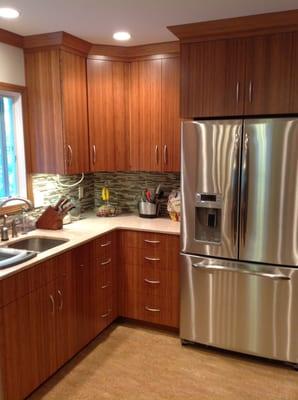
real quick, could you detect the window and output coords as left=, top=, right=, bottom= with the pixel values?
left=0, top=88, right=27, bottom=201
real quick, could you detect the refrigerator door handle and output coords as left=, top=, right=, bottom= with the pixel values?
left=240, top=131, right=249, bottom=247
left=192, top=263, right=290, bottom=280
left=231, top=128, right=242, bottom=248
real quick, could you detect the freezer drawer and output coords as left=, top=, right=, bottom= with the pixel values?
left=181, top=254, right=298, bottom=363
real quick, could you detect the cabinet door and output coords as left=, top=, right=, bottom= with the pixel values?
left=0, top=284, right=56, bottom=400
left=290, top=32, right=298, bottom=113
left=88, top=59, right=129, bottom=171
left=180, top=39, right=246, bottom=118
left=130, top=59, right=162, bottom=170
left=54, top=252, right=77, bottom=368
left=245, top=33, right=293, bottom=115
left=60, top=50, right=90, bottom=174
left=72, top=243, right=93, bottom=350
left=161, top=57, right=180, bottom=172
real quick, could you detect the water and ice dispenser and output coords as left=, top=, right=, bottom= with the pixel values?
left=195, top=193, right=222, bottom=243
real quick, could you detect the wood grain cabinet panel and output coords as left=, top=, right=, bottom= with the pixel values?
left=290, top=32, right=298, bottom=113
left=130, top=57, right=180, bottom=171
left=87, top=59, right=129, bottom=171
left=25, top=49, right=89, bottom=174
left=180, top=38, right=246, bottom=118
left=130, top=59, right=162, bottom=171
left=244, top=33, right=293, bottom=115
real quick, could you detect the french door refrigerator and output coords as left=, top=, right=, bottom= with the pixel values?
left=180, top=118, right=298, bottom=364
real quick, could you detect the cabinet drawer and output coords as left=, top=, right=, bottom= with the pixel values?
left=120, top=230, right=168, bottom=249
left=93, top=233, right=114, bottom=259
left=121, top=247, right=167, bottom=268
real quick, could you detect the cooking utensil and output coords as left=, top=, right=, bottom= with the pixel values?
left=54, top=196, right=66, bottom=211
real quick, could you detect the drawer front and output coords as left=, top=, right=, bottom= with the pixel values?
left=93, top=232, right=114, bottom=259
left=120, top=230, right=168, bottom=249
left=121, top=247, right=167, bottom=269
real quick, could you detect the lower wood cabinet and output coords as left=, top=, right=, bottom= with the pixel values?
left=0, top=229, right=179, bottom=400
left=119, top=231, right=180, bottom=328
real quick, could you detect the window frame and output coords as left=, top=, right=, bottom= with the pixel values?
left=0, top=81, right=33, bottom=216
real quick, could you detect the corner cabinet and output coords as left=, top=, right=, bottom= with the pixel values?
left=180, top=32, right=298, bottom=118
left=25, top=49, right=90, bottom=174
left=130, top=56, right=180, bottom=172
left=87, top=59, right=129, bottom=171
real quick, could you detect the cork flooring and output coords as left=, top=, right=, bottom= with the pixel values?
left=28, top=322, right=298, bottom=400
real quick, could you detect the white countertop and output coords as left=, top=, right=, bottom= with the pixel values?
left=0, top=213, right=180, bottom=280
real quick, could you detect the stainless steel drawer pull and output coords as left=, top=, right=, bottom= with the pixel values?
left=100, top=309, right=112, bottom=318
left=145, top=306, right=160, bottom=313
left=67, top=144, right=73, bottom=166
left=144, top=278, right=160, bottom=284
left=49, top=295, right=55, bottom=315
left=192, top=264, right=290, bottom=281
left=144, top=256, right=160, bottom=262
left=92, top=145, right=97, bottom=165
left=57, top=289, right=63, bottom=311
left=101, top=258, right=112, bottom=265
left=100, top=241, right=111, bottom=247
left=144, top=239, right=160, bottom=244
left=101, top=282, right=111, bottom=289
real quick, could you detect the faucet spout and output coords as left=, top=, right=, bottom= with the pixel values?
left=0, top=197, right=34, bottom=211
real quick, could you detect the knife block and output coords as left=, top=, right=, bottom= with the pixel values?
left=36, top=206, right=63, bottom=230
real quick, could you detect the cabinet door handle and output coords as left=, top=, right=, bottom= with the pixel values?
left=155, top=145, right=159, bottom=165
left=79, top=264, right=85, bottom=268
left=49, top=294, right=55, bottom=315
left=57, top=290, right=63, bottom=311
left=236, top=81, right=240, bottom=103
left=248, top=81, right=253, bottom=103
left=101, top=258, right=112, bottom=266
left=67, top=144, right=73, bottom=167
left=100, top=309, right=112, bottom=318
left=92, top=145, right=96, bottom=165
left=144, top=278, right=160, bottom=285
left=101, top=282, right=112, bottom=289
left=145, top=306, right=160, bottom=313
left=100, top=241, right=111, bottom=247
left=163, top=145, right=168, bottom=165
left=144, top=256, right=160, bottom=262
left=144, top=239, right=160, bottom=244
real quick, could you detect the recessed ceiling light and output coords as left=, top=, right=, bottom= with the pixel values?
left=113, top=31, right=131, bottom=41
left=0, top=7, right=20, bottom=19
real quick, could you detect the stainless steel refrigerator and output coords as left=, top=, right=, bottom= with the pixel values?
left=180, top=117, right=298, bottom=364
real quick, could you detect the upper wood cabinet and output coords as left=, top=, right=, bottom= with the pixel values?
left=87, top=59, right=129, bottom=171
left=181, top=38, right=246, bottom=118
left=25, top=49, right=89, bottom=174
left=180, top=32, right=298, bottom=118
left=244, top=33, right=293, bottom=115
left=130, top=56, right=180, bottom=171
left=290, top=32, right=298, bottom=112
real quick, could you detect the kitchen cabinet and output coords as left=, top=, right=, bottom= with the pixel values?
left=244, top=33, right=293, bottom=115
left=0, top=252, right=74, bottom=400
left=130, top=56, right=180, bottom=171
left=180, top=32, right=297, bottom=118
left=87, top=59, right=129, bottom=171
left=25, top=49, right=89, bottom=174
left=180, top=39, right=245, bottom=118
left=91, top=232, right=118, bottom=336
left=119, top=231, right=180, bottom=328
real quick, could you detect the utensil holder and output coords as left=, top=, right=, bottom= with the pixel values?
left=138, top=201, right=160, bottom=218
left=36, top=206, right=63, bottom=230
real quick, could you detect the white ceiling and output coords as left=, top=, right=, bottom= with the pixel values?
left=0, top=0, right=297, bottom=46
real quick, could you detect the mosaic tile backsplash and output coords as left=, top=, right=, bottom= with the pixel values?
left=32, top=172, right=180, bottom=217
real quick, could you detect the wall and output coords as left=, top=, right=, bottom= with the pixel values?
left=0, top=43, right=25, bottom=86
left=32, top=172, right=180, bottom=217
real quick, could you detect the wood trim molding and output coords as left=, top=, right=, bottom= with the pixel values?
left=89, top=41, right=180, bottom=60
left=0, top=28, right=23, bottom=48
left=23, top=31, right=91, bottom=55
left=168, top=9, right=298, bottom=42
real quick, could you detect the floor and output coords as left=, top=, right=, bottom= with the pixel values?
left=28, top=322, right=298, bottom=400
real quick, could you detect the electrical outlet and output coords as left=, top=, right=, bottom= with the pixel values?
left=33, top=190, right=44, bottom=207
left=79, top=186, right=84, bottom=199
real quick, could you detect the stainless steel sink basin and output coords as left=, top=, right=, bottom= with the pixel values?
left=0, top=248, right=37, bottom=269
left=7, top=236, right=69, bottom=253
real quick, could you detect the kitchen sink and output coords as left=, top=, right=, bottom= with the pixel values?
left=7, top=236, right=69, bottom=253
left=0, top=248, right=37, bottom=269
